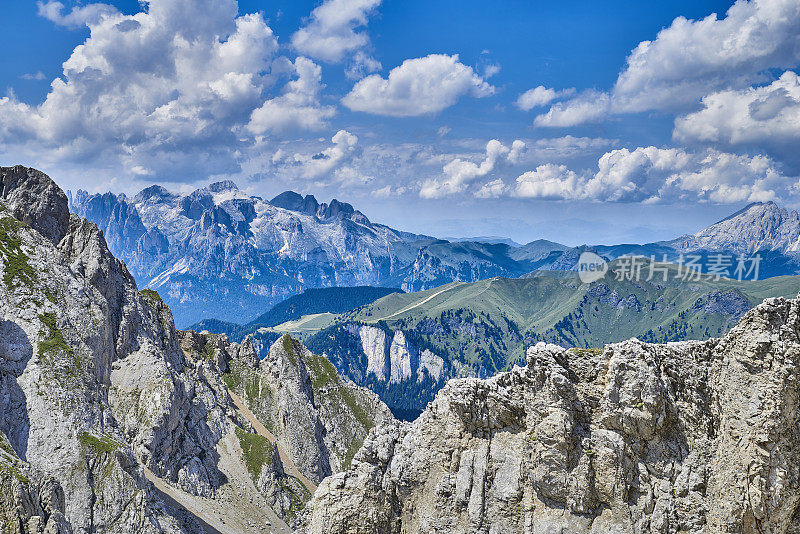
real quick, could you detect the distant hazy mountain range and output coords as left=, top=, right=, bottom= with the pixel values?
left=70, top=181, right=800, bottom=326
left=444, top=235, right=522, bottom=247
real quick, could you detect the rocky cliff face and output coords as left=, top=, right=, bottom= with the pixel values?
left=301, top=293, right=800, bottom=533
left=0, top=165, right=196, bottom=533
left=0, top=165, right=392, bottom=532
left=306, top=323, right=453, bottom=414
left=348, top=325, right=446, bottom=385
left=219, top=333, right=394, bottom=483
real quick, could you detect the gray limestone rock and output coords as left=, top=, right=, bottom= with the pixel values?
left=301, top=294, right=800, bottom=533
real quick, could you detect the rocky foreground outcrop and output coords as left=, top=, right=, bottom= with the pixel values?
left=0, top=166, right=195, bottom=533
left=0, top=166, right=392, bottom=533
left=301, top=294, right=800, bottom=533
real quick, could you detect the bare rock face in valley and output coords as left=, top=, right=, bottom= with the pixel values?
left=176, top=328, right=394, bottom=527
left=218, top=332, right=395, bottom=482
left=301, top=294, right=800, bottom=533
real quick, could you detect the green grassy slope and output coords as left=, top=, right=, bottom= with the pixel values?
left=247, top=286, right=401, bottom=328
left=189, top=286, right=402, bottom=341
left=302, top=260, right=800, bottom=378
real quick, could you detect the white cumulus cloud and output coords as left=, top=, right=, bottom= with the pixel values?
left=536, top=0, right=800, bottom=126
left=515, top=164, right=581, bottom=199
left=0, top=0, right=344, bottom=181
left=420, top=139, right=524, bottom=198
left=515, top=86, right=575, bottom=111
left=674, top=70, right=800, bottom=169
left=292, top=0, right=382, bottom=77
left=272, top=130, right=359, bottom=179
left=533, top=90, right=611, bottom=128
left=342, top=54, right=495, bottom=117
left=345, top=50, right=383, bottom=80
left=371, top=184, right=407, bottom=198
left=37, top=0, right=119, bottom=29
left=475, top=178, right=507, bottom=198
left=509, top=146, right=788, bottom=203
left=19, top=72, right=47, bottom=81
left=247, top=57, right=335, bottom=135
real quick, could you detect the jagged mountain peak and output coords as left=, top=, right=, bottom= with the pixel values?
left=270, top=190, right=321, bottom=215
left=320, top=198, right=357, bottom=220
left=669, top=199, right=800, bottom=254
left=133, top=184, right=178, bottom=205
left=711, top=199, right=785, bottom=225
left=207, top=180, right=239, bottom=193
left=187, top=182, right=249, bottom=204
left=1, top=165, right=70, bottom=245
left=269, top=190, right=359, bottom=221
left=70, top=189, right=128, bottom=209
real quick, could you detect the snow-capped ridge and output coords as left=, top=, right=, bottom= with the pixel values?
left=207, top=180, right=239, bottom=193
left=70, top=178, right=800, bottom=328
left=134, top=184, right=176, bottom=204
left=269, top=190, right=362, bottom=222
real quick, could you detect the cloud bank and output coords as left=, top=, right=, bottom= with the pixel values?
left=510, top=147, right=789, bottom=203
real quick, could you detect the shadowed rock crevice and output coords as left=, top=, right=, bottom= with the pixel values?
left=0, top=320, right=31, bottom=461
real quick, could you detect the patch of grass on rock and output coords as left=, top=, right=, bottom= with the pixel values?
left=139, top=288, right=163, bottom=304
left=0, top=218, right=37, bottom=291
left=37, top=313, right=73, bottom=357
left=235, top=426, right=272, bottom=480
left=307, top=354, right=338, bottom=389
left=78, top=432, right=123, bottom=455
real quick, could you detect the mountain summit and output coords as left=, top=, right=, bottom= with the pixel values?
left=270, top=190, right=360, bottom=221
left=670, top=201, right=800, bottom=254
left=206, top=180, right=239, bottom=193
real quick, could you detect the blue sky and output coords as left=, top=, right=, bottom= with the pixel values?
left=2, top=0, right=799, bottom=245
